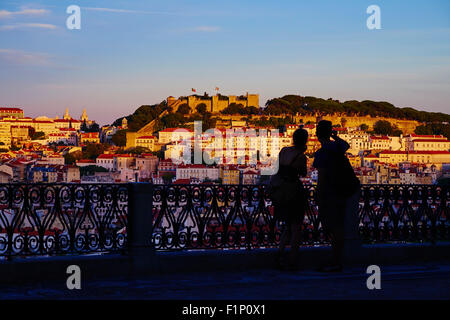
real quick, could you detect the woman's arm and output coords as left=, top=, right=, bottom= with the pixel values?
left=293, top=153, right=307, bottom=177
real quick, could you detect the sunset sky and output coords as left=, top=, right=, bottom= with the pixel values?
left=1, top=0, right=449, bottom=125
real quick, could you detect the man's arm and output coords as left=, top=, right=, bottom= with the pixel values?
left=331, top=131, right=350, bottom=153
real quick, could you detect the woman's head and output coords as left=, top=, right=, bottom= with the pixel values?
left=316, top=120, right=333, bottom=141
left=293, top=128, right=308, bottom=152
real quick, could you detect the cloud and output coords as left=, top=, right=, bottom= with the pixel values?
left=0, top=49, right=53, bottom=66
left=0, top=23, right=58, bottom=30
left=0, top=8, right=49, bottom=19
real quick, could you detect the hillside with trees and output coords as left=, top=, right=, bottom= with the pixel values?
left=264, top=95, right=450, bottom=123
left=112, top=95, right=450, bottom=140
left=112, top=101, right=169, bottom=132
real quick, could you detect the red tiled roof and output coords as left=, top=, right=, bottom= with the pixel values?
left=160, top=128, right=193, bottom=133
left=412, top=139, right=449, bottom=143
left=178, top=164, right=208, bottom=169
left=33, top=120, right=53, bottom=123
left=379, top=151, right=407, bottom=155
left=409, top=151, right=450, bottom=155
left=0, top=107, right=23, bottom=112
left=97, top=154, right=115, bottom=159
left=243, top=169, right=259, bottom=175
left=380, top=150, right=450, bottom=155
left=77, top=159, right=95, bottom=163
left=409, top=134, right=444, bottom=138
left=173, top=179, right=190, bottom=184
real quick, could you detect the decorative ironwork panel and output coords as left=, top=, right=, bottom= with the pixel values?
left=0, top=184, right=128, bottom=258
left=359, top=185, right=449, bottom=243
left=152, top=184, right=448, bottom=251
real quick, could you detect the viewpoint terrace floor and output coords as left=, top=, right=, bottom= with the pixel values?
left=1, top=261, right=449, bottom=300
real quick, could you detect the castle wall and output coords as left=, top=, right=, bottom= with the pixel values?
left=293, top=114, right=420, bottom=134
left=126, top=132, right=138, bottom=149
left=168, top=94, right=260, bottom=114
left=247, top=94, right=259, bottom=108
left=213, top=100, right=229, bottom=113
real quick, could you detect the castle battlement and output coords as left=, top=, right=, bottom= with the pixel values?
left=167, top=93, right=259, bottom=114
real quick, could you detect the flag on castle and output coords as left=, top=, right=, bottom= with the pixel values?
left=215, top=87, right=219, bottom=91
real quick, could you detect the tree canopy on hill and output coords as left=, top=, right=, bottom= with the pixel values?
left=415, top=123, right=450, bottom=139
left=373, top=120, right=403, bottom=136
left=222, top=103, right=259, bottom=115
left=115, top=95, right=449, bottom=135
left=113, top=101, right=168, bottom=132
left=264, top=95, right=450, bottom=122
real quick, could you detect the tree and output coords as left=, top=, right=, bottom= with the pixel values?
left=123, top=146, right=151, bottom=155
left=178, top=104, right=191, bottom=115
left=222, top=103, right=247, bottom=115
left=112, top=102, right=168, bottom=132
left=64, top=153, right=76, bottom=165
left=415, top=123, right=450, bottom=139
left=161, top=112, right=187, bottom=128
left=83, top=143, right=106, bottom=160
left=81, top=121, right=100, bottom=133
left=373, top=120, right=394, bottom=135
left=31, top=131, right=45, bottom=140
left=81, top=121, right=88, bottom=132
left=64, top=151, right=82, bottom=165
left=162, top=172, right=175, bottom=184
left=360, top=123, right=369, bottom=131
left=263, top=94, right=450, bottom=123
left=196, top=103, right=207, bottom=114
left=112, top=130, right=127, bottom=147
left=80, top=165, right=108, bottom=176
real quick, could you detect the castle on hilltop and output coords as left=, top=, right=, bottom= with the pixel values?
left=167, top=93, right=259, bottom=114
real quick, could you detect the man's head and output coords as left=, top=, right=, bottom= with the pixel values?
left=293, top=128, right=308, bottom=152
left=316, top=120, right=333, bottom=141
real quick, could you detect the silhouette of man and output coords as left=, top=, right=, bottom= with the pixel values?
left=313, top=120, right=360, bottom=272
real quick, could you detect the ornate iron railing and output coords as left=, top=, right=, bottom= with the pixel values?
left=0, top=184, right=128, bottom=258
left=0, top=183, right=447, bottom=257
left=152, top=184, right=449, bottom=250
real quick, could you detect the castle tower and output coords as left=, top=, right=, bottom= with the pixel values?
left=63, top=108, right=71, bottom=120
left=81, top=108, right=88, bottom=122
left=122, top=117, right=128, bottom=129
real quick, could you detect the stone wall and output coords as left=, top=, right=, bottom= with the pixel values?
left=293, top=114, right=420, bottom=134
left=167, top=94, right=259, bottom=114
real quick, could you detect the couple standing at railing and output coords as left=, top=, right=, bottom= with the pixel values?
left=269, top=120, right=361, bottom=272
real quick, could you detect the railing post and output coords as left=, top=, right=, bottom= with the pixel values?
left=128, top=183, right=155, bottom=274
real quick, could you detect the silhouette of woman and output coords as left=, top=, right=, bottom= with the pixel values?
left=270, top=128, right=308, bottom=270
